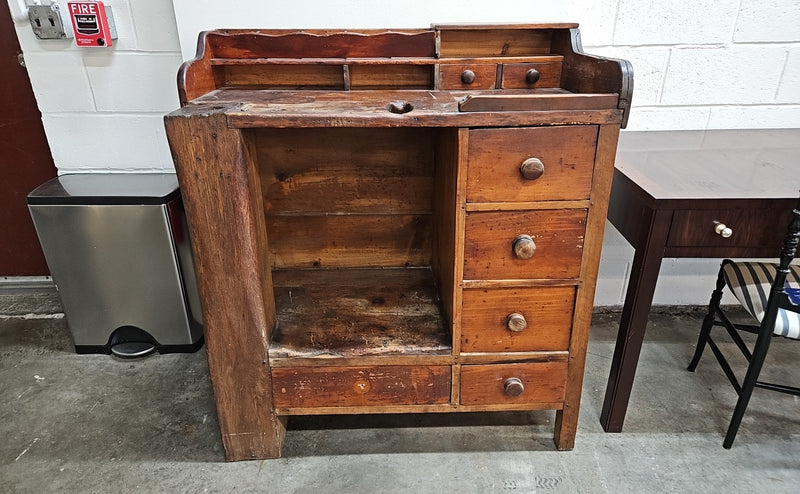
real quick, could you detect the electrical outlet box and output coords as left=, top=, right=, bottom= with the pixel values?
left=29, top=5, right=69, bottom=39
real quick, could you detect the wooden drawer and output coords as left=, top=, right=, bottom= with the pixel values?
left=272, top=365, right=451, bottom=409
left=463, top=209, right=587, bottom=280
left=667, top=207, right=793, bottom=249
left=466, top=126, right=597, bottom=203
left=461, top=286, right=575, bottom=353
left=439, top=63, right=497, bottom=89
left=460, top=362, right=568, bottom=406
left=501, top=62, right=562, bottom=88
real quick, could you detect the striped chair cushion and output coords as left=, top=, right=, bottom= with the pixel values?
left=722, top=262, right=800, bottom=340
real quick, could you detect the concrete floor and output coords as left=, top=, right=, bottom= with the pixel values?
left=1, top=285, right=799, bottom=493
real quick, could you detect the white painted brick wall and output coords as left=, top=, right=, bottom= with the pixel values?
left=84, top=53, right=182, bottom=112
left=8, top=0, right=182, bottom=172
left=613, top=0, right=741, bottom=46
left=662, top=46, right=787, bottom=105
left=734, top=0, right=800, bottom=42
left=776, top=48, right=800, bottom=102
left=7, top=0, right=800, bottom=305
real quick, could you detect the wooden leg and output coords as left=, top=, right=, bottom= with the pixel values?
left=556, top=124, right=621, bottom=448
left=600, top=208, right=672, bottom=432
left=165, top=111, right=286, bottom=460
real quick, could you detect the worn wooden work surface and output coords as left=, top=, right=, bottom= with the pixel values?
left=269, top=268, right=451, bottom=360
left=176, top=89, right=622, bottom=128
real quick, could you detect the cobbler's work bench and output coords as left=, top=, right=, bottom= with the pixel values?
left=164, top=24, right=632, bottom=460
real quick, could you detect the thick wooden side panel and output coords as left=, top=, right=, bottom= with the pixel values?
left=164, top=109, right=285, bottom=460
left=272, top=365, right=452, bottom=408
left=551, top=28, right=633, bottom=127
left=463, top=209, right=588, bottom=280
left=178, top=32, right=221, bottom=105
left=554, top=123, right=620, bottom=450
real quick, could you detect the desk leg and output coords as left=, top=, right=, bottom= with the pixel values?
left=600, top=208, right=672, bottom=432
left=165, top=112, right=287, bottom=460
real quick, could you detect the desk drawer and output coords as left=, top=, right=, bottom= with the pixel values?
left=667, top=207, right=793, bottom=249
left=501, top=62, right=562, bottom=89
left=463, top=209, right=587, bottom=280
left=439, top=63, right=497, bottom=89
left=272, top=365, right=451, bottom=409
left=461, top=286, right=575, bottom=352
left=460, top=362, right=567, bottom=406
left=466, top=126, right=597, bottom=203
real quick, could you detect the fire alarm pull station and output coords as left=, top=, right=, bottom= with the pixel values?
left=67, top=2, right=115, bottom=47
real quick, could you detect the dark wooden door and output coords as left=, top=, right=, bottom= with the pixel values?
left=1, top=7, right=57, bottom=275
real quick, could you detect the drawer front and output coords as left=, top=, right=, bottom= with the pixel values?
left=461, top=286, right=575, bottom=353
left=501, top=62, right=562, bottom=89
left=272, top=365, right=451, bottom=409
left=463, top=209, right=587, bottom=280
left=439, top=63, right=497, bottom=89
left=466, top=126, right=597, bottom=203
left=667, top=207, right=793, bottom=249
left=460, top=362, right=568, bottom=406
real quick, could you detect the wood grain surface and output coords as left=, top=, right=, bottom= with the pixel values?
left=463, top=209, right=588, bottom=280
left=460, top=362, right=568, bottom=405
left=269, top=268, right=450, bottom=359
left=466, top=126, right=598, bottom=203
left=272, top=365, right=451, bottom=408
left=461, top=286, right=576, bottom=352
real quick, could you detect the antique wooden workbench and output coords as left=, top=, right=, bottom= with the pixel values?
left=164, top=24, right=632, bottom=460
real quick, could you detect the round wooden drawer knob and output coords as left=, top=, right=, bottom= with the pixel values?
left=506, top=312, right=528, bottom=332
left=461, top=70, right=476, bottom=84
left=504, top=377, right=525, bottom=397
left=526, top=68, right=541, bottom=84
left=520, top=157, right=545, bottom=180
left=512, top=235, right=536, bottom=260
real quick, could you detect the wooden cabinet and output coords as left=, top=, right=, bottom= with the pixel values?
left=164, top=24, right=632, bottom=460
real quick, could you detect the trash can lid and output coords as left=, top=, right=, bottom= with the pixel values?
left=27, top=174, right=181, bottom=205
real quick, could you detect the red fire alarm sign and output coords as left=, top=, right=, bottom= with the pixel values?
left=67, top=1, right=112, bottom=47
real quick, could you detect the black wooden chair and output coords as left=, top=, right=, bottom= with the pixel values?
left=687, top=202, right=800, bottom=448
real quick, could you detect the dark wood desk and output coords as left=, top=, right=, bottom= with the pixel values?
left=601, top=129, right=800, bottom=432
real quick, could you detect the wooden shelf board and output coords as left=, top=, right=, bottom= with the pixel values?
left=269, top=267, right=452, bottom=360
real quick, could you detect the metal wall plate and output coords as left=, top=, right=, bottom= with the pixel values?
left=28, top=5, right=68, bottom=40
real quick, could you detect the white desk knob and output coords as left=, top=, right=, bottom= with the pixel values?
left=714, top=222, right=733, bottom=238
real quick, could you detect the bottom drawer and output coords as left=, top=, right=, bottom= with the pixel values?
left=272, top=365, right=451, bottom=409
left=460, top=362, right=567, bottom=406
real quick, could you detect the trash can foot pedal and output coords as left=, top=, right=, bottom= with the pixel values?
left=110, top=341, right=156, bottom=358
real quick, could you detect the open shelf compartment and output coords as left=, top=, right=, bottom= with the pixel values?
left=269, top=267, right=451, bottom=361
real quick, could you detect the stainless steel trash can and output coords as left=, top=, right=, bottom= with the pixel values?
left=27, top=174, right=203, bottom=357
